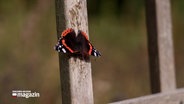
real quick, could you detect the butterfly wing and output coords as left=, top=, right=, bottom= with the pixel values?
left=54, top=38, right=69, bottom=53
left=55, top=28, right=77, bottom=53
left=55, top=28, right=101, bottom=57
left=79, top=30, right=101, bottom=57
left=61, top=29, right=78, bottom=53
left=90, top=46, right=101, bottom=57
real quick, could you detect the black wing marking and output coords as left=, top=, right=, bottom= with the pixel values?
left=55, top=29, right=77, bottom=54
left=62, top=30, right=79, bottom=53
left=76, top=30, right=91, bottom=55
left=78, top=30, right=101, bottom=57
left=91, top=47, right=101, bottom=57
left=54, top=38, right=69, bottom=53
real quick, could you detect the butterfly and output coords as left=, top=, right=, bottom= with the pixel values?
left=54, top=28, right=101, bottom=57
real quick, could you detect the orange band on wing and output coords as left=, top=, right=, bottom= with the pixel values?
left=61, top=28, right=73, bottom=37
left=88, top=43, right=93, bottom=55
left=81, top=31, right=89, bottom=40
left=62, top=39, right=74, bottom=53
left=80, top=31, right=92, bottom=55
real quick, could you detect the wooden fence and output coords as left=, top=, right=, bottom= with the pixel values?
left=55, top=0, right=184, bottom=104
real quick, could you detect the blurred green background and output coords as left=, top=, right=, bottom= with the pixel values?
left=0, top=0, right=184, bottom=104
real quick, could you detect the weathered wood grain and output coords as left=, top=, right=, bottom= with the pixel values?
left=145, top=0, right=176, bottom=93
left=110, top=88, right=184, bottom=104
left=55, top=0, right=94, bottom=104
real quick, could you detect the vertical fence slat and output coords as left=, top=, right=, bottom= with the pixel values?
left=55, top=0, right=94, bottom=104
left=146, top=0, right=176, bottom=93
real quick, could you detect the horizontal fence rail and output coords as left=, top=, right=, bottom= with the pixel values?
left=110, top=88, right=184, bottom=104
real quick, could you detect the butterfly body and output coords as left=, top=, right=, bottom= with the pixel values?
left=55, top=28, right=101, bottom=57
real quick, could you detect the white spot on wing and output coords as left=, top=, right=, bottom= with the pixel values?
left=62, top=48, right=66, bottom=53
left=94, top=52, right=97, bottom=56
